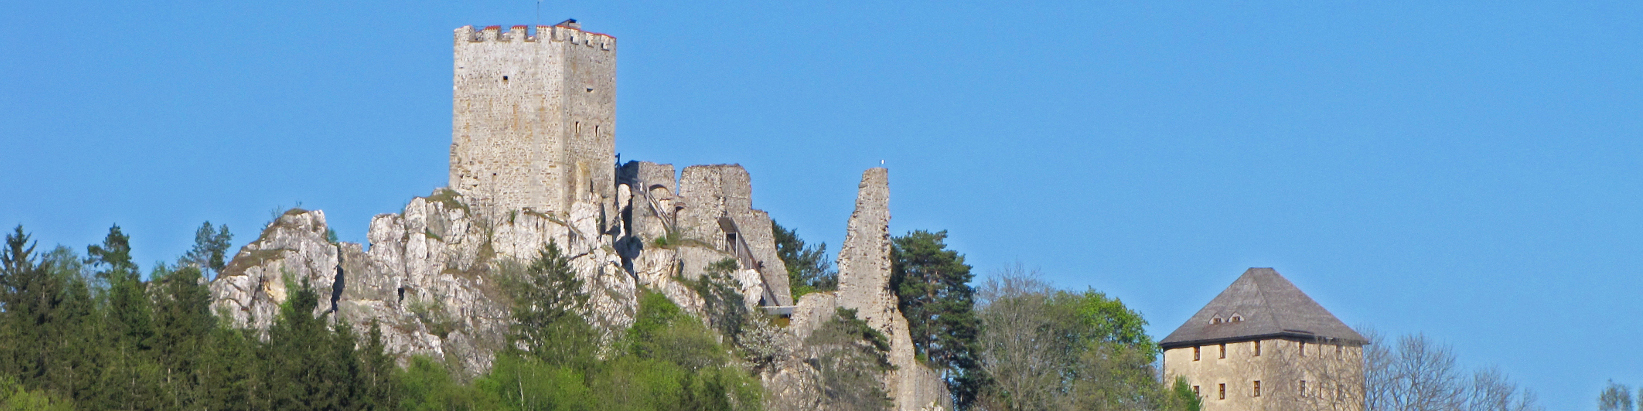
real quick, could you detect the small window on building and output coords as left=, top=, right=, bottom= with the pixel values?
left=1299, top=341, right=1306, bottom=357
left=1211, top=317, right=1222, bottom=324
left=1253, top=380, right=1261, bottom=397
left=1193, top=386, right=1200, bottom=396
left=1231, top=314, right=1243, bottom=322
left=1254, top=340, right=1262, bottom=356
left=1300, top=380, right=1308, bottom=397
left=1194, top=346, right=1200, bottom=361
left=502, top=75, right=509, bottom=83
left=1218, top=383, right=1226, bottom=400
left=1336, top=344, right=1343, bottom=356
left=1219, top=343, right=1226, bottom=359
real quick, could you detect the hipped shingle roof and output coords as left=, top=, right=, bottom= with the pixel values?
left=1158, top=268, right=1366, bottom=349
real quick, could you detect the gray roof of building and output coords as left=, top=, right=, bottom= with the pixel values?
left=1158, top=268, right=1367, bottom=348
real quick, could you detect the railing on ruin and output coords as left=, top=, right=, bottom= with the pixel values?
left=717, top=216, right=783, bottom=310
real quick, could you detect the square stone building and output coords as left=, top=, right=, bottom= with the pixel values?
left=1160, top=268, right=1368, bottom=411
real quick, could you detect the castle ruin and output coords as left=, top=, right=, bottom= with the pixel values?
left=208, top=20, right=951, bottom=410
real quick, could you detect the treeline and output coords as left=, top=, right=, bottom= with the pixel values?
left=0, top=224, right=395, bottom=410
left=775, top=226, right=1200, bottom=411
left=3, top=219, right=1194, bottom=410
left=0, top=223, right=880, bottom=411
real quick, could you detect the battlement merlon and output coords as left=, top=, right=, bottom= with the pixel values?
left=454, top=22, right=616, bottom=50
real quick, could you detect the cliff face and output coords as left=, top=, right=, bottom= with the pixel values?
left=209, top=165, right=949, bottom=410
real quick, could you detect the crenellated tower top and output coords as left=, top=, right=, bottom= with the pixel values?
left=449, top=19, right=618, bottom=223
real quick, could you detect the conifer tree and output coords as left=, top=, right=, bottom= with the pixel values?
left=39, top=246, right=100, bottom=404
left=891, top=229, right=983, bottom=407
left=182, top=222, right=233, bottom=279
left=151, top=264, right=215, bottom=407
left=357, top=320, right=398, bottom=410
left=87, top=225, right=166, bottom=411
left=504, top=242, right=594, bottom=367
left=261, top=277, right=335, bottom=410
left=199, top=326, right=255, bottom=411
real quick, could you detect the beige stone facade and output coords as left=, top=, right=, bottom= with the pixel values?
left=450, top=22, right=616, bottom=222
left=1160, top=269, right=1369, bottom=411
left=1164, top=338, right=1364, bottom=411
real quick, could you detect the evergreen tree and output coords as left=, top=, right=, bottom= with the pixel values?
left=182, top=222, right=233, bottom=280
left=151, top=264, right=216, bottom=408
left=87, top=225, right=166, bottom=411
left=199, top=326, right=255, bottom=411
left=771, top=221, right=835, bottom=298
left=0, top=226, right=44, bottom=385
left=261, top=278, right=344, bottom=410
left=503, top=242, right=594, bottom=368
left=38, top=246, right=100, bottom=405
left=357, top=321, right=397, bottom=410
left=890, top=229, right=983, bottom=407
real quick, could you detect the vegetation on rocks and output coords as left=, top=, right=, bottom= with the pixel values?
left=771, top=221, right=835, bottom=299
left=2, top=219, right=1538, bottom=411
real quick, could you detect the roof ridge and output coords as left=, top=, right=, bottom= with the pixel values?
left=1251, top=272, right=1283, bottom=331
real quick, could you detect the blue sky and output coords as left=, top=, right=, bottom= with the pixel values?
left=3, top=0, right=1640, bottom=407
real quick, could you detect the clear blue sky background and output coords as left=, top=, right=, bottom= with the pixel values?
left=3, top=0, right=1639, bottom=407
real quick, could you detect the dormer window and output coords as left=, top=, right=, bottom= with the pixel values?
left=1211, top=317, right=1223, bottom=324
left=1230, top=314, right=1243, bottom=322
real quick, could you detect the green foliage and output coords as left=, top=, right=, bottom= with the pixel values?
left=1053, top=289, right=1154, bottom=355
left=804, top=308, right=894, bottom=410
left=0, top=376, right=72, bottom=411
left=686, top=259, right=751, bottom=345
left=891, top=229, right=983, bottom=406
left=1166, top=377, right=1202, bottom=411
left=398, top=356, right=495, bottom=410
left=182, top=222, right=233, bottom=278
left=975, top=267, right=1188, bottom=411
left=502, top=242, right=596, bottom=367
left=651, top=229, right=682, bottom=249
left=406, top=297, right=456, bottom=339
left=443, top=289, right=763, bottom=411
left=770, top=221, right=835, bottom=298
left=260, top=277, right=352, bottom=409
left=0, top=225, right=409, bottom=411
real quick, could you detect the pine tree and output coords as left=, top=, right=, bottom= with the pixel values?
left=182, top=222, right=233, bottom=280
left=87, top=225, right=166, bottom=410
left=772, top=221, right=835, bottom=297
left=0, top=226, right=43, bottom=384
left=504, top=242, right=594, bottom=367
left=39, top=246, right=101, bottom=405
left=199, top=326, right=255, bottom=411
left=891, top=229, right=984, bottom=408
left=357, top=321, right=397, bottom=410
left=151, top=264, right=216, bottom=408
left=261, top=277, right=330, bottom=410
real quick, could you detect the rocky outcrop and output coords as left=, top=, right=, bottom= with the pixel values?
left=210, top=165, right=947, bottom=410
left=211, top=163, right=791, bottom=376
left=211, top=190, right=635, bottom=375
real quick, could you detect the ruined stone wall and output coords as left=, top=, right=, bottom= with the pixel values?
left=450, top=22, right=615, bottom=222
left=616, top=161, right=677, bottom=243
left=829, top=168, right=952, bottom=411
left=675, top=165, right=792, bottom=305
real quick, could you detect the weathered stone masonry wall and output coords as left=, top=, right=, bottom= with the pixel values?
left=450, top=23, right=616, bottom=224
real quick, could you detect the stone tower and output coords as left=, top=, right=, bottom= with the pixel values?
left=450, top=20, right=616, bottom=219
left=1160, top=268, right=1367, bottom=411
